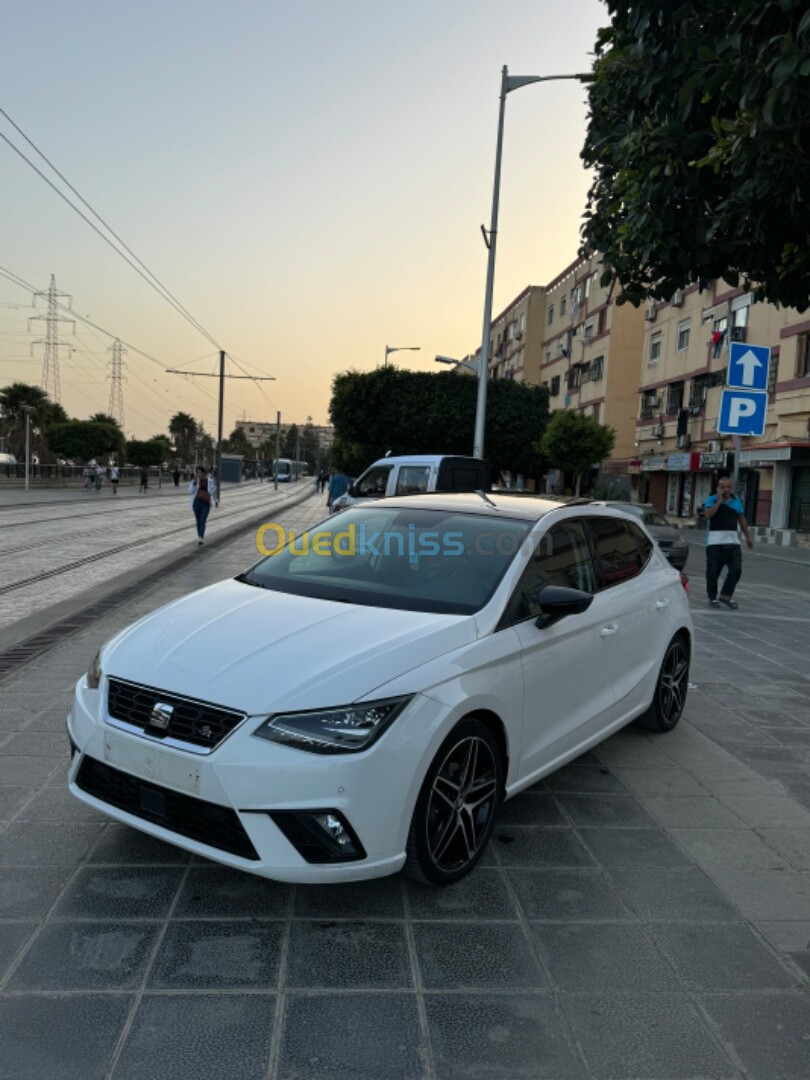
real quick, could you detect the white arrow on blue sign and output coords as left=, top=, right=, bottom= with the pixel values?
left=717, top=389, right=767, bottom=436
left=728, top=342, right=770, bottom=392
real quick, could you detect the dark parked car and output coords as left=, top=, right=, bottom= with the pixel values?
left=594, top=502, right=689, bottom=570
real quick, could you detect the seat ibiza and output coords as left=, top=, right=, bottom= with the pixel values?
left=68, top=494, right=693, bottom=885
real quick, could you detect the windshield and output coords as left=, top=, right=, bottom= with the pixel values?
left=240, top=506, right=532, bottom=615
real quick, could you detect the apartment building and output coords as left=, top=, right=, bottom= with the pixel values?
left=539, top=255, right=646, bottom=492
left=478, top=285, right=547, bottom=385
left=635, top=282, right=810, bottom=533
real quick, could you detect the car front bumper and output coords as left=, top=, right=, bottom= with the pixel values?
left=67, top=678, right=446, bottom=883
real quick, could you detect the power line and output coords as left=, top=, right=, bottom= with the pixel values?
left=0, top=112, right=221, bottom=349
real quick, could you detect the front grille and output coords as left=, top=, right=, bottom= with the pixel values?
left=77, top=755, right=259, bottom=860
left=107, top=678, right=244, bottom=751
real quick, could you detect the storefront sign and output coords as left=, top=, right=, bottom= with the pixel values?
left=666, top=452, right=693, bottom=472
left=641, top=455, right=667, bottom=472
left=699, top=452, right=728, bottom=469
left=739, top=446, right=791, bottom=464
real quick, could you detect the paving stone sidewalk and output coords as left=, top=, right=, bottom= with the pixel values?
left=0, top=502, right=808, bottom=1079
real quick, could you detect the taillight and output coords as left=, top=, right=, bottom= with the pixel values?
left=680, top=571, right=689, bottom=593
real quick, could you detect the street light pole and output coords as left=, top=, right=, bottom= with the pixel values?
left=474, top=66, right=592, bottom=460
left=435, top=355, right=480, bottom=375
left=384, top=345, right=420, bottom=367
left=21, top=405, right=34, bottom=493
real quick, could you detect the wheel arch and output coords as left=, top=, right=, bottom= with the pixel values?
left=464, top=708, right=510, bottom=795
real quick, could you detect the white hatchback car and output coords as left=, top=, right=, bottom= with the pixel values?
left=68, top=494, right=693, bottom=886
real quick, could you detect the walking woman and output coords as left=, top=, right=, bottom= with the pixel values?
left=188, top=466, right=217, bottom=545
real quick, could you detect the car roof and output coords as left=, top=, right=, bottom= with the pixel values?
left=365, top=491, right=593, bottom=521
left=367, top=455, right=483, bottom=468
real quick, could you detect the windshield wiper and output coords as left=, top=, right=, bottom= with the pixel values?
left=234, top=572, right=266, bottom=589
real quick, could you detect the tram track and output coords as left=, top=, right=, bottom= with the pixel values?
left=0, top=487, right=314, bottom=597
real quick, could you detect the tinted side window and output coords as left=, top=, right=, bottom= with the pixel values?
left=356, top=466, right=392, bottom=497
left=626, top=521, right=654, bottom=565
left=504, top=521, right=596, bottom=624
left=588, top=517, right=644, bottom=589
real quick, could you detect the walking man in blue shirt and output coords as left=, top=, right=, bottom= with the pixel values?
left=702, top=476, right=754, bottom=609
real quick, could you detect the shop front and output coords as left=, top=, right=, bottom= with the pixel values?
left=740, top=443, right=810, bottom=531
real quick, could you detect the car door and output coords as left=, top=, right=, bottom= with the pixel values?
left=586, top=515, right=675, bottom=718
left=506, top=519, right=622, bottom=782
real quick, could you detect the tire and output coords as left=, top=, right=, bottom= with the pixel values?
left=404, top=718, right=503, bottom=886
left=636, top=633, right=690, bottom=733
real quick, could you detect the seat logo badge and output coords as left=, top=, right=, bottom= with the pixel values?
left=149, top=702, right=174, bottom=730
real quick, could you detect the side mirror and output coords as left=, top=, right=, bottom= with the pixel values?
left=534, top=585, right=593, bottom=629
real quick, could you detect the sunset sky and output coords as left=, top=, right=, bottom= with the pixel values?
left=1, top=0, right=606, bottom=441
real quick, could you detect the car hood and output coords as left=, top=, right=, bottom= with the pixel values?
left=102, top=578, right=475, bottom=715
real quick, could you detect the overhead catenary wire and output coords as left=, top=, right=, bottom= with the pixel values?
left=0, top=111, right=221, bottom=350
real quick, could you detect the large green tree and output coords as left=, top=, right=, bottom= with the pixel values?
left=581, top=1, right=810, bottom=310
left=225, top=426, right=252, bottom=456
left=538, top=411, right=616, bottom=496
left=0, top=382, right=66, bottom=460
left=329, top=368, right=549, bottom=480
left=45, top=421, right=124, bottom=462
left=125, top=438, right=170, bottom=468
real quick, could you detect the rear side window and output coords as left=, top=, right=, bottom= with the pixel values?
left=588, top=517, right=645, bottom=589
left=626, top=521, right=654, bottom=564
left=395, top=466, right=430, bottom=495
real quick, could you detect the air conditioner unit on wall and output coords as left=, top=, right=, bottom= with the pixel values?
left=645, top=304, right=657, bottom=321
left=671, top=290, right=684, bottom=307
left=707, top=440, right=720, bottom=453
left=651, top=422, right=664, bottom=437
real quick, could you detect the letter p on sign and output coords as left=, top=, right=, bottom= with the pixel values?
left=729, top=398, right=756, bottom=427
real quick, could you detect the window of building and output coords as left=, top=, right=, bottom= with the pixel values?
left=597, top=307, right=607, bottom=334
left=519, top=313, right=526, bottom=335
left=547, top=305, right=554, bottom=325
left=567, top=366, right=582, bottom=391
left=666, top=381, right=684, bottom=414
left=640, top=391, right=660, bottom=420
left=550, top=375, right=560, bottom=396
left=591, top=403, right=600, bottom=422
left=707, top=368, right=726, bottom=388
left=583, top=318, right=595, bottom=342
left=560, top=296, right=567, bottom=317
left=689, top=374, right=708, bottom=408
left=796, top=334, right=810, bottom=378
left=545, top=349, right=551, bottom=365
left=649, top=331, right=662, bottom=365
left=590, top=356, right=604, bottom=381
left=768, top=353, right=779, bottom=393
left=677, top=319, right=691, bottom=351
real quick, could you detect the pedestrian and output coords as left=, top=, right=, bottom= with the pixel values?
left=82, top=465, right=92, bottom=492
left=109, top=464, right=119, bottom=495
left=188, top=465, right=217, bottom=545
left=172, top=468, right=180, bottom=487
left=702, top=475, right=754, bottom=609
left=139, top=467, right=149, bottom=494
left=93, top=463, right=103, bottom=493
left=327, top=472, right=351, bottom=510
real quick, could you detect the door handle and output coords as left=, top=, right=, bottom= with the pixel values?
left=599, top=624, right=618, bottom=638
left=655, top=599, right=670, bottom=611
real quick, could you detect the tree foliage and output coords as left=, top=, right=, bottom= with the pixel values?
left=168, top=412, right=198, bottom=462
left=44, top=421, right=124, bottom=462
left=125, top=438, right=170, bottom=467
left=329, top=368, right=549, bottom=479
left=538, top=411, right=616, bottom=495
left=0, top=382, right=67, bottom=459
left=581, top=1, right=810, bottom=311
left=225, top=426, right=252, bottom=456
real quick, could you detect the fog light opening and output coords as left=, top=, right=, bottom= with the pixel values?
left=267, top=809, right=366, bottom=863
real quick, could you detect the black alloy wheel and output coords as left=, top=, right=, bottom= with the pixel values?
left=405, top=718, right=502, bottom=885
left=637, top=633, right=690, bottom=732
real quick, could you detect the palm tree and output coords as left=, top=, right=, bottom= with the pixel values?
left=169, top=412, right=198, bottom=464
left=0, top=383, right=51, bottom=459
left=89, top=412, right=121, bottom=429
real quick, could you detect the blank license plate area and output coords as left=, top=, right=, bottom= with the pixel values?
left=103, top=730, right=201, bottom=796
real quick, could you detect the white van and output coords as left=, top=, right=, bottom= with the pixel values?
left=330, top=454, right=490, bottom=513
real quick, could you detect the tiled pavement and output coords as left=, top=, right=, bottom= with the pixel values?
left=0, top=502, right=808, bottom=1079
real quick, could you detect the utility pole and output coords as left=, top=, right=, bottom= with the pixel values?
left=166, top=358, right=275, bottom=503
left=28, top=274, right=75, bottom=404
left=274, top=412, right=281, bottom=492
left=108, top=339, right=127, bottom=428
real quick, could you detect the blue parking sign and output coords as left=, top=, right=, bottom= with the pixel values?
left=728, top=342, right=770, bottom=392
left=717, top=389, right=767, bottom=436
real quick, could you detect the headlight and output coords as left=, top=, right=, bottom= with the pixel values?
left=253, top=696, right=413, bottom=754
left=86, top=650, right=102, bottom=690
